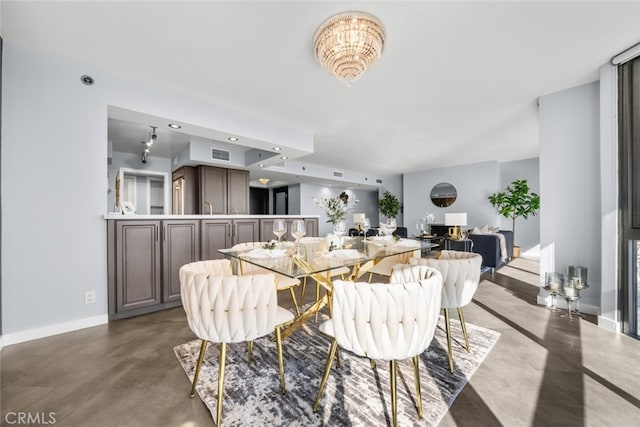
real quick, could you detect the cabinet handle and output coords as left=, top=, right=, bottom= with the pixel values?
left=163, top=225, right=167, bottom=241
left=156, top=226, right=159, bottom=242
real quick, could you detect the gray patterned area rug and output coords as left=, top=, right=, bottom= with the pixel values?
left=174, top=313, right=499, bottom=426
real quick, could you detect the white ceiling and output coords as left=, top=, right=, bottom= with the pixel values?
left=4, top=1, right=640, bottom=179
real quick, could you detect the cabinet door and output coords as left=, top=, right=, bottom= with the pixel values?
left=201, top=220, right=232, bottom=260
left=304, top=218, right=319, bottom=237
left=115, top=221, right=161, bottom=312
left=199, top=166, right=227, bottom=214
left=227, top=169, right=250, bottom=214
left=163, top=220, right=200, bottom=302
left=233, top=219, right=259, bottom=245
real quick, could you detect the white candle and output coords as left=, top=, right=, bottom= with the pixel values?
left=353, top=213, right=365, bottom=224
left=564, top=287, right=575, bottom=297
left=549, top=281, right=560, bottom=291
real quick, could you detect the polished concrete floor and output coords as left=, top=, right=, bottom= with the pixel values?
left=2, top=257, right=640, bottom=426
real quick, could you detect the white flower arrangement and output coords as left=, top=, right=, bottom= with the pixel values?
left=424, top=213, right=435, bottom=224
left=313, top=196, right=348, bottom=224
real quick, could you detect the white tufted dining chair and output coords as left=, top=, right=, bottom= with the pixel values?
left=408, top=250, right=482, bottom=373
left=230, top=242, right=302, bottom=316
left=313, top=271, right=443, bottom=427
left=180, top=260, right=294, bottom=427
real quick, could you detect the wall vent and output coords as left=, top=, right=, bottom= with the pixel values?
left=376, top=179, right=383, bottom=184
left=211, top=148, right=230, bottom=161
left=333, top=171, right=343, bottom=177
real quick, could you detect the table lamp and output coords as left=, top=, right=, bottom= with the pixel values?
left=353, top=213, right=365, bottom=231
left=445, top=212, right=467, bottom=240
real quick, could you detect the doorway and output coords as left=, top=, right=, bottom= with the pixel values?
left=250, top=187, right=269, bottom=215
left=273, top=186, right=288, bottom=215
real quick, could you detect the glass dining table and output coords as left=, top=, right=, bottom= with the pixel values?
left=218, top=236, right=421, bottom=339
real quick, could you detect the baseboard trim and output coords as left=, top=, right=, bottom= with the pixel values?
left=597, top=315, right=621, bottom=333
left=2, top=315, right=109, bottom=346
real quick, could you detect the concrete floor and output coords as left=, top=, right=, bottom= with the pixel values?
left=2, top=257, right=640, bottom=426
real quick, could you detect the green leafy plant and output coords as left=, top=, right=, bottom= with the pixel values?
left=488, top=179, right=540, bottom=246
left=378, top=191, right=403, bottom=220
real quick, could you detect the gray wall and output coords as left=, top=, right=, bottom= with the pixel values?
left=299, top=184, right=379, bottom=236
left=404, top=161, right=500, bottom=232
left=404, top=159, right=540, bottom=250
left=539, top=81, right=601, bottom=310
left=0, top=41, right=309, bottom=338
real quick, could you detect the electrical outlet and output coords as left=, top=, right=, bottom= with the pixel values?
left=85, top=291, right=96, bottom=304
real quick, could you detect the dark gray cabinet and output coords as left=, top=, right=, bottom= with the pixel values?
left=201, top=218, right=259, bottom=260
left=227, top=169, right=250, bottom=214
left=109, top=219, right=199, bottom=319
left=114, top=221, right=161, bottom=313
left=107, top=216, right=315, bottom=320
left=199, top=166, right=227, bottom=214
left=163, top=220, right=200, bottom=302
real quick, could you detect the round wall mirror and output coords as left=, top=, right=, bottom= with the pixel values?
left=430, top=182, right=457, bottom=207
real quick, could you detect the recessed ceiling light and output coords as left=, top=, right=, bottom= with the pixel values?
left=281, top=156, right=288, bottom=160
left=273, top=147, right=282, bottom=151
left=228, top=137, right=239, bottom=142
left=168, top=123, right=181, bottom=129
left=258, top=164, right=264, bottom=167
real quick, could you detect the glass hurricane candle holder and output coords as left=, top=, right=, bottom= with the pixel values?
left=560, top=276, right=580, bottom=320
left=544, top=272, right=563, bottom=311
left=567, top=266, right=588, bottom=316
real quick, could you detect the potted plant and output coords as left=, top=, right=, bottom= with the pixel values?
left=488, top=179, right=540, bottom=257
left=378, top=191, right=403, bottom=221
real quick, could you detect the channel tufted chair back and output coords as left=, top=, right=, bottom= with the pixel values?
left=179, top=261, right=294, bottom=426
left=230, top=242, right=302, bottom=316
left=313, top=275, right=443, bottom=427
left=409, top=250, right=482, bottom=373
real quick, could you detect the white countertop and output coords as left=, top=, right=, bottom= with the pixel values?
left=103, top=214, right=319, bottom=220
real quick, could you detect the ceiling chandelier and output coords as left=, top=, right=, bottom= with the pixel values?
left=313, top=11, right=385, bottom=83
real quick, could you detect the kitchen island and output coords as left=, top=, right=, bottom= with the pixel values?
left=105, top=214, right=319, bottom=320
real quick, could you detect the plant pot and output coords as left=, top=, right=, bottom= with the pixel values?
left=513, top=246, right=521, bottom=258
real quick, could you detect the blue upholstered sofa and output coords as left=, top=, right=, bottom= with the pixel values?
left=430, top=224, right=513, bottom=270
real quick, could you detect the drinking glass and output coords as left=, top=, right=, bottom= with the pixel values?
left=333, top=220, right=347, bottom=249
left=385, top=218, right=397, bottom=237
left=291, top=220, right=306, bottom=256
left=273, top=219, right=286, bottom=243
left=361, top=217, right=371, bottom=241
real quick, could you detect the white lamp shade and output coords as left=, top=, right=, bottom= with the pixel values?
left=445, top=213, right=467, bottom=226
left=353, top=213, right=365, bottom=223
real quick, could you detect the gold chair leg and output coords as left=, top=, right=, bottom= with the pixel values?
left=444, top=308, right=454, bottom=373
left=315, top=282, right=321, bottom=324
left=191, top=340, right=208, bottom=398
left=289, top=287, right=301, bottom=317
left=457, top=307, right=471, bottom=352
left=275, top=326, right=286, bottom=395
left=367, top=272, right=373, bottom=283
left=300, top=277, right=308, bottom=307
left=216, top=342, right=227, bottom=427
left=413, top=356, right=423, bottom=419
left=313, top=339, right=338, bottom=412
left=390, top=360, right=398, bottom=427
left=247, top=340, right=253, bottom=364
left=370, top=358, right=376, bottom=369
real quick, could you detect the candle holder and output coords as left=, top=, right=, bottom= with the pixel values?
left=567, top=266, right=588, bottom=317
left=560, top=276, right=580, bottom=320
left=543, top=272, right=563, bottom=311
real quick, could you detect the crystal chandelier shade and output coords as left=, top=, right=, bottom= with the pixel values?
left=313, top=11, right=385, bottom=83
